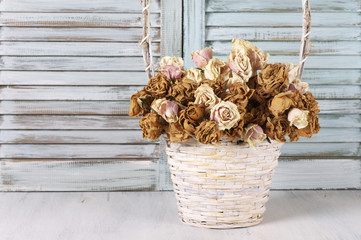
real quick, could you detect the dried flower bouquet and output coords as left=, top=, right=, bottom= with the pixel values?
left=129, top=39, right=320, bottom=147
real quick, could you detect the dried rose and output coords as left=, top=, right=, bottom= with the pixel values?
left=191, top=47, right=213, bottom=69
left=151, top=98, right=179, bottom=123
left=269, top=91, right=294, bottom=116
left=265, top=116, right=291, bottom=143
left=169, top=78, right=197, bottom=104
left=157, top=56, right=184, bottom=80
left=139, top=112, right=162, bottom=141
left=165, top=122, right=190, bottom=143
left=144, top=73, right=170, bottom=98
left=184, top=103, right=204, bottom=122
left=295, top=112, right=321, bottom=138
left=288, top=108, right=309, bottom=129
left=210, top=101, right=241, bottom=130
left=195, top=120, right=221, bottom=144
left=129, top=89, right=153, bottom=117
left=199, top=78, right=225, bottom=95
left=244, top=124, right=267, bottom=147
left=227, top=48, right=253, bottom=82
left=183, top=67, right=204, bottom=84
left=257, top=63, right=289, bottom=98
left=285, top=62, right=299, bottom=84
left=288, top=80, right=309, bottom=94
left=204, top=58, right=231, bottom=81
left=194, top=84, right=221, bottom=112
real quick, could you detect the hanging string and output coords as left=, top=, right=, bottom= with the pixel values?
left=139, top=0, right=155, bottom=80
left=298, top=0, right=311, bottom=80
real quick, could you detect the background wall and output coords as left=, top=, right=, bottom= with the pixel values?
left=0, top=0, right=360, bottom=191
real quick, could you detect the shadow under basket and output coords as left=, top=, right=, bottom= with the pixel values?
left=166, top=138, right=283, bottom=229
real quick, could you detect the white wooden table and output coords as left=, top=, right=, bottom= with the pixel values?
left=0, top=191, right=360, bottom=240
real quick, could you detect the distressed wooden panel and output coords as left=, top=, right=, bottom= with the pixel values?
left=301, top=70, right=361, bottom=85
left=318, top=114, right=361, bottom=128
left=0, top=86, right=143, bottom=100
left=0, top=144, right=159, bottom=158
left=161, top=0, right=182, bottom=57
left=0, top=159, right=157, bottom=191
left=209, top=41, right=361, bottom=55
left=0, top=27, right=161, bottom=42
left=0, top=42, right=161, bottom=56
left=0, top=115, right=141, bottom=130
left=0, top=85, right=356, bottom=100
left=0, top=71, right=149, bottom=86
left=206, top=27, right=361, bottom=41
left=273, top=159, right=361, bottom=189
left=206, top=13, right=361, bottom=27
left=1, top=128, right=360, bottom=144
left=282, top=143, right=360, bottom=157
left=0, top=0, right=161, bottom=13
left=0, top=13, right=161, bottom=27
left=0, top=57, right=159, bottom=71
left=214, top=55, right=361, bottom=69
left=206, top=0, right=361, bottom=12
left=0, top=99, right=358, bottom=115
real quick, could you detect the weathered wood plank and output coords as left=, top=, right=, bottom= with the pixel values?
left=1, top=114, right=358, bottom=130
left=0, top=57, right=160, bottom=71
left=206, top=0, right=361, bottom=12
left=1, top=128, right=359, bottom=144
left=0, top=159, right=157, bottom=191
left=301, top=70, right=361, bottom=85
left=0, top=27, right=161, bottom=42
left=0, top=0, right=160, bottom=13
left=0, top=115, right=141, bottom=130
left=214, top=55, right=361, bottom=69
left=0, top=42, right=161, bottom=56
left=273, top=159, right=361, bottom=189
left=282, top=143, right=360, bottom=157
left=0, top=13, right=161, bottom=27
left=0, top=71, right=149, bottom=86
left=0, top=100, right=358, bottom=115
left=0, top=86, right=144, bottom=100
left=206, top=13, right=361, bottom=27
left=206, top=27, right=361, bottom=41
left=0, top=144, right=159, bottom=158
left=0, top=85, right=356, bottom=100
left=208, top=41, right=361, bottom=56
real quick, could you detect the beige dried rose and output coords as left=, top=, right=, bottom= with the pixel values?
left=157, top=56, right=185, bottom=80
left=151, top=98, right=179, bottom=123
left=268, top=91, right=295, bottom=116
left=210, top=101, right=241, bottom=130
left=195, top=120, right=221, bottom=144
left=194, top=84, right=221, bottom=112
left=288, top=79, right=309, bottom=94
left=227, top=47, right=253, bottom=82
left=295, top=112, right=321, bottom=138
left=285, top=62, right=299, bottom=84
left=183, top=67, right=204, bottom=84
left=139, top=112, right=163, bottom=141
left=204, top=58, right=231, bottom=81
left=257, top=63, right=289, bottom=98
left=244, top=124, right=267, bottom=147
left=288, top=108, right=309, bottom=129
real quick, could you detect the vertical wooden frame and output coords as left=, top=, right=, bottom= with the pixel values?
left=183, top=0, right=205, bottom=68
left=157, top=0, right=183, bottom=190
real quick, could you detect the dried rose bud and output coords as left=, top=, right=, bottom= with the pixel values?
left=288, top=108, right=309, bottom=129
left=151, top=98, right=179, bottom=123
left=157, top=56, right=184, bottom=80
left=191, top=47, right=213, bottom=69
left=285, top=62, right=300, bottom=84
left=244, top=124, right=267, bottom=147
left=288, top=80, right=309, bottom=94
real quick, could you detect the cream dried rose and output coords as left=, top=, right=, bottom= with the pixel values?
left=151, top=98, right=179, bottom=123
left=204, top=58, right=231, bottom=81
left=244, top=124, right=267, bottom=147
left=288, top=78, right=309, bottom=94
left=227, top=47, right=253, bottom=82
left=225, top=72, right=249, bottom=91
left=210, top=101, right=240, bottom=130
left=184, top=67, right=204, bottom=84
left=191, top=47, right=213, bottom=69
left=157, top=56, right=184, bottom=80
left=285, top=62, right=299, bottom=84
left=288, top=108, right=309, bottom=129
left=194, top=84, right=220, bottom=112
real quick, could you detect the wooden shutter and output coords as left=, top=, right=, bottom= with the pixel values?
left=180, top=0, right=361, bottom=189
left=0, top=0, right=182, bottom=191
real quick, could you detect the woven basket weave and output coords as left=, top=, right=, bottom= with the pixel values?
left=166, top=138, right=282, bottom=228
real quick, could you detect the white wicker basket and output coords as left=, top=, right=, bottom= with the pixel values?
left=166, top=138, right=282, bottom=228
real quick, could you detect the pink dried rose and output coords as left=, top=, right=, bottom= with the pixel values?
left=191, top=47, right=213, bottom=68
left=210, top=101, right=240, bottom=130
left=288, top=108, right=309, bottom=129
left=288, top=80, right=309, bottom=94
left=151, top=98, right=179, bottom=123
left=157, top=56, right=184, bottom=80
left=244, top=124, right=267, bottom=147
left=227, top=48, right=253, bottom=82
left=285, top=62, right=299, bottom=83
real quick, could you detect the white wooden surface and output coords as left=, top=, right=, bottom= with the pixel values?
left=0, top=191, right=360, bottom=240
